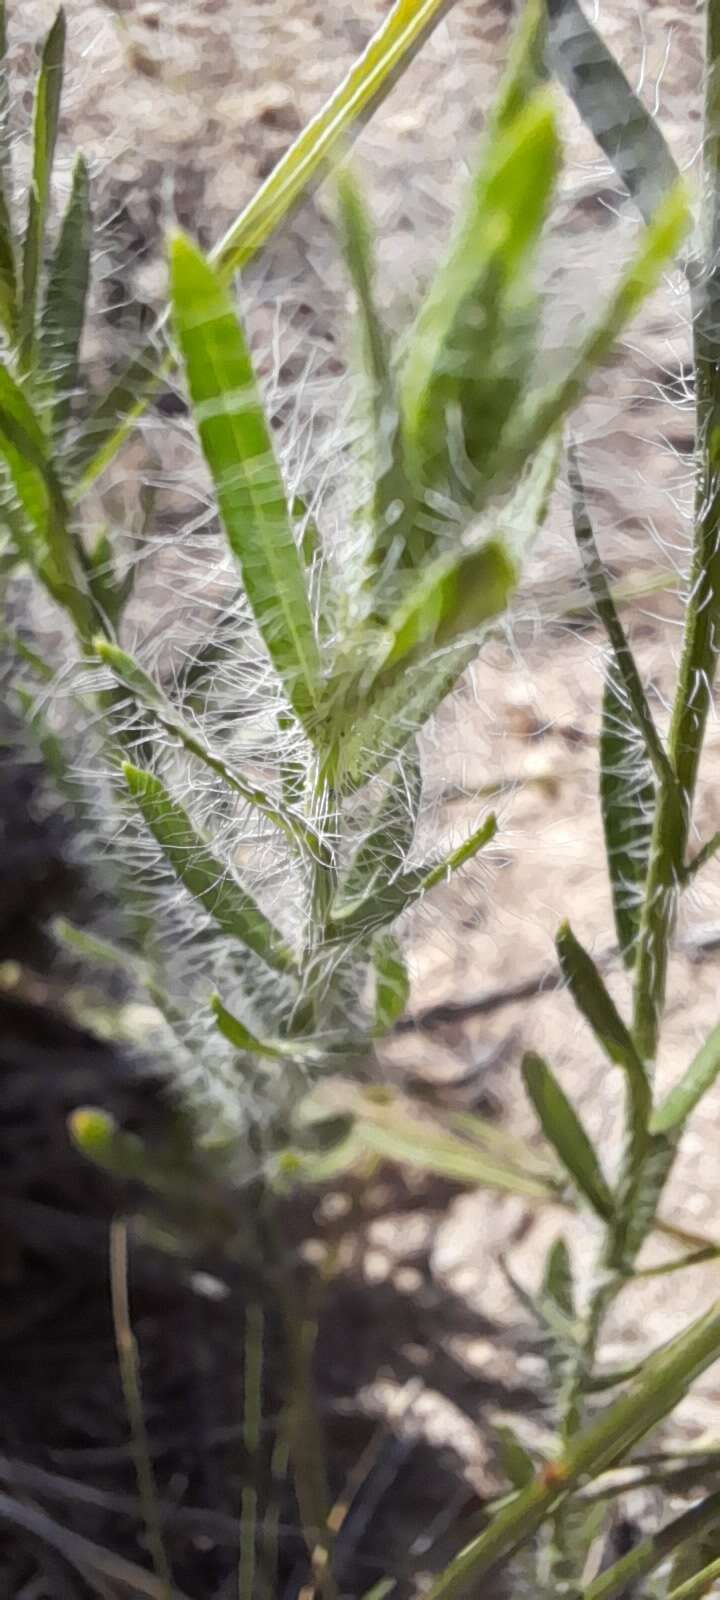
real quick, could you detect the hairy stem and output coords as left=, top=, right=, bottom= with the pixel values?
left=632, top=0, right=720, bottom=1062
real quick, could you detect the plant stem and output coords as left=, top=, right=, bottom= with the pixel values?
left=632, top=0, right=720, bottom=1062
left=582, top=1491, right=720, bottom=1600
left=109, top=1220, right=172, bottom=1600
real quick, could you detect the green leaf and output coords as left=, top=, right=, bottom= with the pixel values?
left=213, top=0, right=457, bottom=277
left=211, top=993, right=293, bottom=1061
left=86, top=531, right=127, bottom=628
left=556, top=920, right=650, bottom=1131
left=336, top=165, right=413, bottom=587
left=122, top=763, right=295, bottom=973
left=333, top=633, right=476, bottom=790
left=542, top=1236, right=575, bottom=1320
left=491, top=0, right=545, bottom=134
left=372, top=933, right=410, bottom=1034
left=495, top=1425, right=535, bottom=1491
left=545, top=0, right=680, bottom=226
left=501, top=182, right=689, bottom=473
left=600, top=666, right=655, bottom=969
left=336, top=166, right=390, bottom=417
left=169, top=234, right=321, bottom=730
left=0, top=365, right=93, bottom=632
left=340, top=741, right=422, bottom=905
left=0, top=361, right=54, bottom=536
left=685, top=828, right=720, bottom=882
left=618, top=1130, right=677, bottom=1269
left=448, top=1110, right=561, bottom=1183
left=333, top=441, right=559, bottom=790
left=66, top=344, right=171, bottom=493
left=0, top=185, right=16, bottom=344
left=399, top=90, right=559, bottom=522
left=427, top=1296, right=720, bottom=1599
left=39, top=154, right=91, bottom=438
left=0, top=625, right=54, bottom=681
left=20, top=8, right=65, bottom=371
left=368, top=538, right=516, bottom=689
left=96, top=638, right=310, bottom=851
left=211, top=994, right=277, bottom=1057
left=522, top=1052, right=614, bottom=1220
left=0, top=0, right=14, bottom=342
left=53, top=916, right=150, bottom=985
left=67, top=0, right=459, bottom=494
left=569, top=441, right=672, bottom=788
left=330, top=813, right=496, bottom=940
left=211, top=992, right=337, bottom=1065
left=349, top=1096, right=560, bottom=1200
left=502, top=429, right=561, bottom=563
left=652, top=1023, right=720, bottom=1137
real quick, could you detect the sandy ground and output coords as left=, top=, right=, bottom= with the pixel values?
left=12, top=0, right=720, bottom=1495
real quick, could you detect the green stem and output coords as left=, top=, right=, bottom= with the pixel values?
left=668, top=1550, right=720, bottom=1600
left=582, top=1491, right=720, bottom=1600
left=632, top=0, right=720, bottom=1062
left=428, top=1297, right=720, bottom=1599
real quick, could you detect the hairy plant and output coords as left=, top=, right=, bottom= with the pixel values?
left=4, top=1, right=720, bottom=1597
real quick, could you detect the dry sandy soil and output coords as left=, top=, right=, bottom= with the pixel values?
left=7, top=0, right=720, bottom=1585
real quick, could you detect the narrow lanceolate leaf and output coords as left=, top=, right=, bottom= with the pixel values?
left=330, top=813, right=496, bottom=940
left=67, top=343, right=171, bottom=493
left=52, top=917, right=151, bottom=985
left=569, top=442, right=672, bottom=788
left=495, top=1426, right=535, bottom=1491
left=0, top=187, right=16, bottom=343
left=39, top=154, right=91, bottom=437
left=427, top=1296, right=720, bottom=1599
left=350, top=1099, right=559, bottom=1200
left=368, top=539, right=516, bottom=691
left=68, top=0, right=459, bottom=493
left=542, top=1237, right=575, bottom=1320
left=502, top=429, right=561, bottom=563
left=333, top=439, right=558, bottom=790
left=545, top=0, right=680, bottom=226
left=20, top=8, right=66, bottom=370
left=501, top=183, right=689, bottom=474
left=211, top=993, right=292, bottom=1061
left=212, top=0, right=457, bottom=277
left=522, top=1052, right=614, bottom=1219
left=556, top=920, right=650, bottom=1131
left=0, top=362, right=54, bottom=536
left=448, top=1112, right=561, bottom=1183
left=372, top=933, right=410, bottom=1034
left=491, top=0, right=545, bottom=134
left=96, top=639, right=310, bottom=850
left=333, top=634, right=476, bottom=790
left=616, top=1130, right=677, bottom=1270
left=0, top=3, right=18, bottom=340
left=600, top=666, right=655, bottom=970
left=336, top=165, right=411, bottom=582
left=400, top=91, right=560, bottom=523
left=652, top=1023, right=720, bottom=1137
left=336, top=167, right=389, bottom=417
left=340, top=741, right=422, bottom=905
left=122, top=764, right=295, bottom=973
left=170, top=234, right=321, bottom=730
